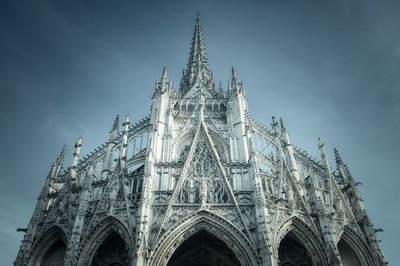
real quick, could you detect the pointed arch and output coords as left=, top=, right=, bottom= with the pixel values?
left=206, top=127, right=230, bottom=162
left=172, top=130, right=194, bottom=162
left=336, top=225, right=374, bottom=266
left=167, top=230, right=241, bottom=266
left=78, top=216, right=135, bottom=265
left=172, top=123, right=229, bottom=162
left=275, top=216, right=327, bottom=266
left=150, top=209, right=259, bottom=266
left=30, top=225, right=68, bottom=266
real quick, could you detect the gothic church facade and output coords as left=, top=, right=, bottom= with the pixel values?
left=15, top=19, right=386, bottom=266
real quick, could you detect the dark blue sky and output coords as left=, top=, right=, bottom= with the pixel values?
left=1, top=0, right=399, bottom=264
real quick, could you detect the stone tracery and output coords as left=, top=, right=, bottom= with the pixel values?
left=15, top=18, right=386, bottom=266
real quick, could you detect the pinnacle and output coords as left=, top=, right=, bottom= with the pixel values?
left=230, top=67, right=240, bottom=92
left=180, top=17, right=213, bottom=94
left=161, top=66, right=168, bottom=80
left=333, top=148, right=343, bottom=166
left=47, top=145, right=67, bottom=181
left=189, top=18, right=208, bottom=70
left=231, top=67, right=238, bottom=83
left=110, top=115, right=120, bottom=134
left=271, top=116, right=278, bottom=133
left=58, top=145, right=67, bottom=163
left=279, top=118, right=287, bottom=133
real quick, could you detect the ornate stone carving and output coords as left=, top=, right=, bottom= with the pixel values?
left=15, top=18, right=386, bottom=266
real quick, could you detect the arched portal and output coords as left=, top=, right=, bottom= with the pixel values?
left=40, top=239, right=66, bottom=266
left=90, top=231, right=130, bottom=266
left=275, top=217, right=327, bottom=265
left=167, top=230, right=241, bottom=266
left=336, top=226, right=375, bottom=266
left=78, top=216, right=134, bottom=266
left=337, top=239, right=361, bottom=266
left=31, top=226, right=68, bottom=266
left=150, top=210, right=258, bottom=265
left=278, top=232, right=313, bottom=266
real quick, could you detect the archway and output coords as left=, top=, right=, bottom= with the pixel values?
left=167, top=230, right=241, bottom=266
left=275, top=217, right=327, bottom=266
left=40, top=239, right=66, bottom=266
left=78, top=216, right=134, bottom=266
left=336, top=226, right=374, bottom=266
left=31, top=226, right=68, bottom=266
left=150, top=210, right=258, bottom=266
left=90, top=231, right=130, bottom=266
left=278, top=232, right=313, bottom=266
left=337, top=239, right=361, bottom=266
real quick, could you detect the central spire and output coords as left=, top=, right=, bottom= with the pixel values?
left=180, top=17, right=214, bottom=95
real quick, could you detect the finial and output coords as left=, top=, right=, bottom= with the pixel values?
left=195, top=10, right=200, bottom=23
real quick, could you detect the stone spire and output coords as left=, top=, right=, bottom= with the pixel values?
left=111, top=115, right=120, bottom=133
left=180, top=17, right=213, bottom=95
left=110, top=115, right=120, bottom=141
left=229, top=67, right=243, bottom=94
left=46, top=145, right=66, bottom=181
left=231, top=67, right=238, bottom=85
left=161, top=66, right=168, bottom=83
left=154, top=66, right=170, bottom=97
left=333, top=147, right=342, bottom=166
